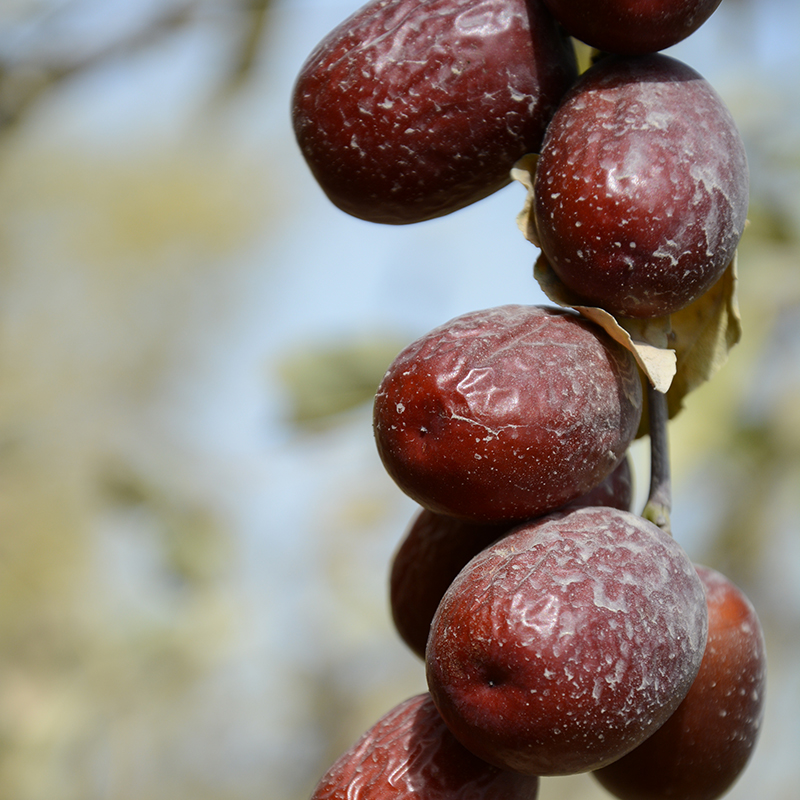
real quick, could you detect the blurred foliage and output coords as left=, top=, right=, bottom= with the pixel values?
left=0, top=432, right=236, bottom=799
left=0, top=0, right=276, bottom=130
left=276, top=336, right=407, bottom=429
left=669, top=220, right=800, bottom=584
left=0, top=3, right=274, bottom=799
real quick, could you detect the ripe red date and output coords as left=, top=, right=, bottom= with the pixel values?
left=292, top=0, right=577, bottom=224
left=534, top=54, right=748, bottom=318
left=310, top=693, right=540, bottom=799
left=425, top=507, right=709, bottom=776
left=593, top=564, right=767, bottom=800
left=540, top=0, right=724, bottom=55
left=390, top=456, right=633, bottom=658
left=373, top=305, right=642, bottom=522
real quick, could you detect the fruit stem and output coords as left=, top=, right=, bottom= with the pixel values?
left=642, top=383, right=672, bottom=535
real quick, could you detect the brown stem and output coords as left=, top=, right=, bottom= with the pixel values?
left=642, top=383, right=672, bottom=535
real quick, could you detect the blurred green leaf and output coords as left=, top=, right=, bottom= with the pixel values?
left=275, top=335, right=408, bottom=429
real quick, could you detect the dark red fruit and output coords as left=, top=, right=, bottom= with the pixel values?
left=425, top=507, right=709, bottom=776
left=568, top=450, right=633, bottom=513
left=373, top=305, right=642, bottom=523
left=292, top=0, right=577, bottom=224
left=310, top=692, right=540, bottom=799
left=391, top=514, right=510, bottom=661
left=533, top=54, right=749, bottom=318
left=540, top=0, right=724, bottom=55
left=390, top=456, right=633, bottom=658
left=593, top=564, right=767, bottom=800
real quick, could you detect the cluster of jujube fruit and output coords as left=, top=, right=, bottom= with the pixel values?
left=292, top=1, right=766, bottom=798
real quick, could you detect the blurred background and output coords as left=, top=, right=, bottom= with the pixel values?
left=0, top=0, right=797, bottom=798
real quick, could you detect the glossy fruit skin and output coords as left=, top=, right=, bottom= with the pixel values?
left=373, top=305, right=642, bottom=523
left=534, top=54, right=749, bottom=318
left=292, top=0, right=577, bottom=225
left=310, top=692, right=540, bottom=799
left=540, top=0, right=724, bottom=55
left=593, top=564, right=767, bottom=800
left=391, top=514, right=510, bottom=661
left=565, top=450, right=633, bottom=513
left=425, top=507, right=709, bottom=776
left=390, top=455, right=633, bottom=659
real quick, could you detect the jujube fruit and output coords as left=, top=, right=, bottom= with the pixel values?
left=540, top=0, right=724, bottom=55
left=533, top=53, right=749, bottom=318
left=425, top=507, right=709, bottom=776
left=310, top=692, right=540, bottom=799
left=564, top=450, right=633, bottom=513
left=391, top=513, right=511, bottom=661
left=373, top=305, right=642, bottom=522
left=390, top=456, right=633, bottom=658
left=292, top=0, right=577, bottom=224
left=593, top=564, right=766, bottom=800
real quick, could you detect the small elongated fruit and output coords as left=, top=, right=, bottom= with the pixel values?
left=292, top=0, right=577, bottom=224
left=390, top=456, right=633, bottom=658
left=533, top=54, right=749, bottom=318
left=593, top=564, right=767, bottom=800
left=425, top=507, right=709, bottom=776
left=310, top=692, right=540, bottom=799
left=373, top=305, right=642, bottom=522
left=540, top=0, right=724, bottom=55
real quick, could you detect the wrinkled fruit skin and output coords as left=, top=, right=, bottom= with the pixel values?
left=373, top=305, right=642, bottom=522
left=391, top=514, right=510, bottom=661
left=310, top=692, right=540, bottom=799
left=390, top=456, right=633, bottom=658
left=534, top=54, right=749, bottom=318
left=593, top=564, right=767, bottom=800
left=292, top=0, right=577, bottom=224
left=540, top=0, right=723, bottom=55
left=425, top=507, right=709, bottom=776
left=564, top=450, right=633, bottom=513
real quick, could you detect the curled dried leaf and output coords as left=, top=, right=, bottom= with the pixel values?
left=534, top=253, right=677, bottom=392
left=511, top=153, right=540, bottom=247
left=530, top=251, right=741, bottom=436
left=668, top=254, right=742, bottom=413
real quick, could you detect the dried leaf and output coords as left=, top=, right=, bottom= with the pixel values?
left=667, top=255, right=742, bottom=416
left=510, top=154, right=540, bottom=247
left=633, top=256, right=742, bottom=432
left=533, top=253, right=677, bottom=392
left=532, top=250, right=742, bottom=436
